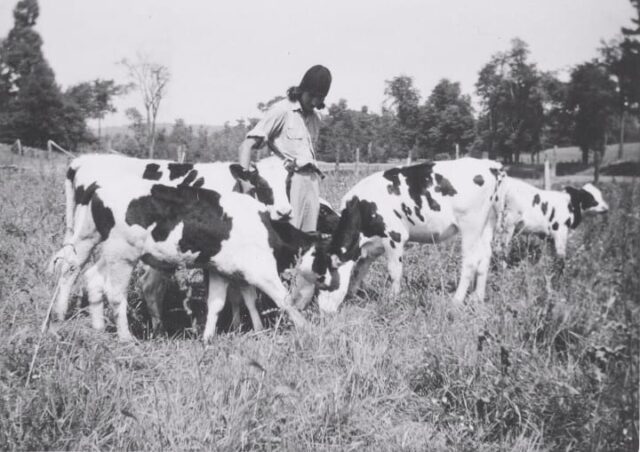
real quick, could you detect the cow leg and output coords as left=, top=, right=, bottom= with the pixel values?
left=84, top=261, right=106, bottom=331
left=386, top=251, right=405, bottom=297
left=53, top=236, right=100, bottom=323
left=550, top=229, right=567, bottom=285
left=453, top=222, right=485, bottom=306
left=470, top=220, right=495, bottom=302
left=248, top=272, right=307, bottom=330
left=317, top=260, right=354, bottom=313
left=103, top=259, right=136, bottom=342
left=202, top=274, right=229, bottom=343
left=346, top=240, right=385, bottom=298
left=240, top=286, right=263, bottom=331
left=347, top=257, right=373, bottom=297
left=139, top=265, right=170, bottom=335
left=227, top=285, right=243, bottom=331
left=496, top=216, right=517, bottom=266
left=293, top=272, right=318, bottom=310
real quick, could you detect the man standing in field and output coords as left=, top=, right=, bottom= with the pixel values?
left=238, top=65, right=332, bottom=232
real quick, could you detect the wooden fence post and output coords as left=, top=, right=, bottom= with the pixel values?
left=354, top=147, right=360, bottom=176
left=47, top=140, right=75, bottom=158
left=367, top=141, right=372, bottom=164
left=455, top=143, right=459, bottom=160
left=47, top=140, right=52, bottom=160
left=406, top=147, right=412, bottom=165
left=335, top=145, right=341, bottom=172
left=177, top=145, right=186, bottom=163
left=543, top=156, right=551, bottom=190
left=14, top=139, right=23, bottom=156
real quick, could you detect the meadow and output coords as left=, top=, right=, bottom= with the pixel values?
left=0, top=148, right=638, bottom=451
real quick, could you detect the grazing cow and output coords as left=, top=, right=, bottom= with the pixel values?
left=310, top=158, right=507, bottom=312
left=52, top=154, right=292, bottom=332
left=498, top=177, right=608, bottom=261
left=144, top=196, right=343, bottom=333
left=66, top=180, right=335, bottom=342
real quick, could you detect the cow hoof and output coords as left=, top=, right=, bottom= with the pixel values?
left=446, top=310, right=456, bottom=323
left=118, top=333, right=136, bottom=343
left=47, top=321, right=63, bottom=339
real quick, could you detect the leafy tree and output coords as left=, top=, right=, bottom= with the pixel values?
left=384, top=75, right=422, bottom=159
left=538, top=72, right=572, bottom=152
left=419, top=79, right=475, bottom=158
left=65, top=79, right=127, bottom=139
left=566, top=61, right=617, bottom=163
left=123, top=107, right=147, bottom=156
left=120, top=54, right=170, bottom=158
left=316, top=100, right=385, bottom=163
left=192, top=126, right=211, bottom=161
left=209, top=120, right=250, bottom=161
left=600, top=1, right=640, bottom=158
left=0, top=0, right=88, bottom=148
left=475, top=38, right=547, bottom=163
left=169, top=118, right=192, bottom=148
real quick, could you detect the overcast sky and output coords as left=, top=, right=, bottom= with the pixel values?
left=0, top=0, right=635, bottom=127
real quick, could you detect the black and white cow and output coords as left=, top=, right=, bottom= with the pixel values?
left=312, top=158, right=508, bottom=312
left=498, top=177, right=608, bottom=261
left=65, top=180, right=335, bottom=342
left=52, top=154, right=291, bottom=331
left=62, top=153, right=293, bottom=242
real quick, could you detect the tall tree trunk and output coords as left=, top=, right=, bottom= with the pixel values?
left=618, top=109, right=626, bottom=160
left=145, top=106, right=153, bottom=158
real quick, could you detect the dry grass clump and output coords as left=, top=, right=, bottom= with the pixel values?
left=0, top=151, right=637, bottom=450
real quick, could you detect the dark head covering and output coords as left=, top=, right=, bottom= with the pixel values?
left=298, top=65, right=332, bottom=97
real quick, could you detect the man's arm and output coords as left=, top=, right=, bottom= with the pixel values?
left=239, top=102, right=288, bottom=169
left=238, top=137, right=261, bottom=170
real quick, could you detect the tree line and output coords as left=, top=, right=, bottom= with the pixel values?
left=1, top=0, right=639, bottom=165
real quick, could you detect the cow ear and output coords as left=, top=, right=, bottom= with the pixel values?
left=229, top=164, right=247, bottom=181
left=565, top=185, right=595, bottom=210
left=564, top=186, right=581, bottom=208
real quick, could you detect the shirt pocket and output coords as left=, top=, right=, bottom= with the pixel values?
left=285, top=126, right=305, bottom=140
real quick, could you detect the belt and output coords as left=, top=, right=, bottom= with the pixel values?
left=267, top=139, right=324, bottom=179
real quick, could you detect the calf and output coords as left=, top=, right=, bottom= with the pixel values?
left=68, top=180, right=334, bottom=341
left=310, top=158, right=507, bottom=312
left=52, top=154, right=291, bottom=332
left=127, top=199, right=340, bottom=334
left=498, top=177, right=608, bottom=261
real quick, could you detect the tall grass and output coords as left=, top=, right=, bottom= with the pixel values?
left=0, top=150, right=637, bottom=450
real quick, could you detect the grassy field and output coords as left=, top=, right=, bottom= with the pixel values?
left=0, top=148, right=638, bottom=451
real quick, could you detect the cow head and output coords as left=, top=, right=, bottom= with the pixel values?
left=327, top=197, right=364, bottom=263
left=229, top=161, right=292, bottom=220
left=293, top=239, right=341, bottom=310
left=565, top=184, right=609, bottom=215
left=254, top=157, right=293, bottom=220
left=327, top=196, right=388, bottom=265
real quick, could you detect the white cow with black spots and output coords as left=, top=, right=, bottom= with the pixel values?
left=312, top=157, right=508, bottom=313
left=51, top=153, right=292, bottom=333
left=62, top=180, right=335, bottom=342
left=498, top=177, right=608, bottom=261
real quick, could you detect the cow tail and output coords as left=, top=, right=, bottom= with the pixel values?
left=63, top=164, right=78, bottom=243
left=492, top=167, right=510, bottom=256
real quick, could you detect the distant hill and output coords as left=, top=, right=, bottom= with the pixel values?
left=94, top=123, right=224, bottom=138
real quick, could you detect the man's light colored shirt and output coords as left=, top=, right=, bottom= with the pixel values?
left=246, top=98, right=320, bottom=166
